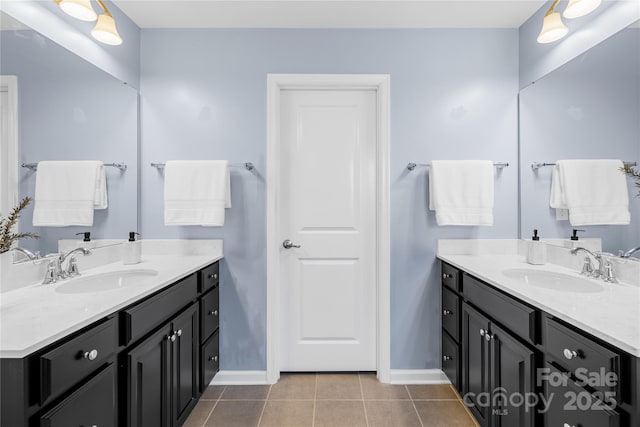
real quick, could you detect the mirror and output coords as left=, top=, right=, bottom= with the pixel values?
left=0, top=12, right=138, bottom=257
left=519, top=21, right=640, bottom=255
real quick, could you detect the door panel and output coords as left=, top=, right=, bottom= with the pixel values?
left=172, top=304, right=199, bottom=427
left=462, top=302, right=491, bottom=427
left=280, top=89, right=377, bottom=371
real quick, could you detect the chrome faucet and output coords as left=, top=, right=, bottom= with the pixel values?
left=621, top=246, right=640, bottom=259
left=10, top=247, right=40, bottom=262
left=43, top=247, right=91, bottom=284
left=570, top=247, right=602, bottom=277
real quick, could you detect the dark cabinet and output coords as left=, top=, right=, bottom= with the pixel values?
left=462, top=302, right=535, bottom=427
left=127, top=303, right=199, bottom=427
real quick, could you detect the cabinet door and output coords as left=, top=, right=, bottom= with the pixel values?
left=171, top=304, right=199, bottom=427
left=462, top=302, right=491, bottom=427
left=490, top=323, right=535, bottom=427
left=128, top=325, right=172, bottom=427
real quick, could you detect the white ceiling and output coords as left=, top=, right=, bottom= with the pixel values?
left=111, top=0, right=546, bottom=29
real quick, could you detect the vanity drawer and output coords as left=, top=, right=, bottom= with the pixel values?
left=441, top=262, right=460, bottom=292
left=199, top=262, right=219, bottom=294
left=200, top=286, right=220, bottom=344
left=442, top=330, right=460, bottom=392
left=544, top=317, right=620, bottom=394
left=463, top=274, right=537, bottom=345
left=442, top=286, right=460, bottom=342
left=200, top=330, right=219, bottom=392
left=544, top=365, right=620, bottom=427
left=39, top=364, right=116, bottom=427
left=121, top=273, right=198, bottom=346
left=39, top=317, right=116, bottom=405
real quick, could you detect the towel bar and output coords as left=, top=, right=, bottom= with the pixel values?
left=22, top=162, right=127, bottom=171
left=531, top=161, right=638, bottom=170
left=151, top=162, right=254, bottom=171
left=407, top=162, right=509, bottom=171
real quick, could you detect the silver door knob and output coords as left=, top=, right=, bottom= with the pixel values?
left=283, top=239, right=301, bottom=249
left=443, top=309, right=453, bottom=316
left=479, top=329, right=486, bottom=337
left=443, top=355, right=452, bottom=361
left=485, top=333, right=494, bottom=342
left=563, top=349, right=578, bottom=360
left=83, top=349, right=98, bottom=361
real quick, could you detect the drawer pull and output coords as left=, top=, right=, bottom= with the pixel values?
left=83, top=349, right=98, bottom=361
left=443, top=355, right=452, bottom=361
left=442, top=309, right=453, bottom=316
left=563, top=349, right=579, bottom=360
left=209, top=355, right=219, bottom=362
left=479, top=329, right=487, bottom=337
left=176, top=329, right=182, bottom=337
left=208, top=273, right=218, bottom=280
left=563, top=424, right=576, bottom=427
left=442, top=273, right=452, bottom=279
left=208, top=310, right=219, bottom=317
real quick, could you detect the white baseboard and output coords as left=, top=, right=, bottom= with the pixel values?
left=210, top=370, right=270, bottom=385
left=389, top=369, right=451, bottom=384
left=210, top=369, right=449, bottom=385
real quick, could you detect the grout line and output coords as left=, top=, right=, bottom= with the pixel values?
left=312, top=373, right=318, bottom=427
left=255, top=384, right=273, bottom=427
left=201, top=386, right=225, bottom=427
left=358, top=373, right=370, bottom=427
left=408, top=385, right=425, bottom=427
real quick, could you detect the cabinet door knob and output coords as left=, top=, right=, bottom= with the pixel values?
left=442, top=309, right=452, bottom=316
left=563, top=424, right=576, bottom=427
left=208, top=273, right=218, bottom=279
left=209, top=355, right=218, bottom=362
left=175, top=329, right=182, bottom=337
left=563, top=349, right=578, bottom=360
left=442, top=273, right=452, bottom=279
left=443, top=355, right=452, bottom=361
left=209, top=310, right=219, bottom=316
left=83, top=349, right=98, bottom=361
left=485, top=333, right=494, bottom=342
left=479, top=329, right=486, bottom=337
left=168, top=334, right=176, bottom=342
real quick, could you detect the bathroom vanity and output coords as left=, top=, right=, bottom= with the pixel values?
left=440, top=255, right=640, bottom=427
left=0, top=245, right=221, bottom=427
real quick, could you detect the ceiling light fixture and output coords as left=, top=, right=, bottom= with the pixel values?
left=563, top=0, right=602, bottom=19
left=537, top=0, right=569, bottom=44
left=53, top=0, right=122, bottom=46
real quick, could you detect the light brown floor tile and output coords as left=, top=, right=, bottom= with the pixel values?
left=269, top=373, right=316, bottom=400
left=414, top=400, right=478, bottom=427
left=364, top=400, right=422, bottom=427
left=360, top=374, right=411, bottom=400
left=220, top=385, right=271, bottom=400
left=314, top=400, right=368, bottom=427
left=201, top=385, right=226, bottom=400
left=316, top=374, right=362, bottom=400
left=182, top=399, right=216, bottom=427
left=407, top=384, right=458, bottom=400
left=258, top=400, right=314, bottom=427
left=204, top=400, right=265, bottom=427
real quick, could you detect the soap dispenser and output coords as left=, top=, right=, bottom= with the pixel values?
left=123, top=232, right=141, bottom=265
left=526, top=229, right=546, bottom=265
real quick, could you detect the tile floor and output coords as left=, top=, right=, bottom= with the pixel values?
left=183, top=373, right=479, bottom=427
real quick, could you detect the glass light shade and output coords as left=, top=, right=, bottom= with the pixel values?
left=59, top=0, right=97, bottom=22
left=537, top=12, right=569, bottom=44
left=563, top=0, right=602, bottom=19
left=91, top=14, right=123, bottom=46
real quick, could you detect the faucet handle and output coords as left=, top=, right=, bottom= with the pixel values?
left=66, top=257, right=80, bottom=277
left=602, top=261, right=617, bottom=283
left=579, top=256, right=594, bottom=276
left=43, top=261, right=57, bottom=284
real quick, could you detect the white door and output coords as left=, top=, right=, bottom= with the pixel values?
left=279, top=89, right=377, bottom=371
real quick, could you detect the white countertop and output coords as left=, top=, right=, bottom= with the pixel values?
left=0, top=251, right=222, bottom=358
left=438, top=254, right=640, bottom=357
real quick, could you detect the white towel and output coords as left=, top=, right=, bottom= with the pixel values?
left=33, top=161, right=107, bottom=227
left=550, top=159, right=630, bottom=226
left=428, top=160, right=494, bottom=226
left=164, top=160, right=231, bottom=226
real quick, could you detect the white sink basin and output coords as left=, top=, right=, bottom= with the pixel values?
left=55, top=269, right=159, bottom=294
left=502, top=268, right=604, bottom=293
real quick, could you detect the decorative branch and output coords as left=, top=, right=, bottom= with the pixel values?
left=620, top=165, right=640, bottom=198
left=0, top=197, right=40, bottom=253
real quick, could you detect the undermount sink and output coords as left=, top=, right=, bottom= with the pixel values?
left=501, top=268, right=604, bottom=293
left=55, top=269, right=159, bottom=294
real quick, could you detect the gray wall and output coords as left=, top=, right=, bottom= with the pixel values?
left=140, top=29, right=520, bottom=370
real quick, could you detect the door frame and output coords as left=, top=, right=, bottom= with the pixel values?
left=0, top=75, right=19, bottom=217
left=266, top=74, right=391, bottom=383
